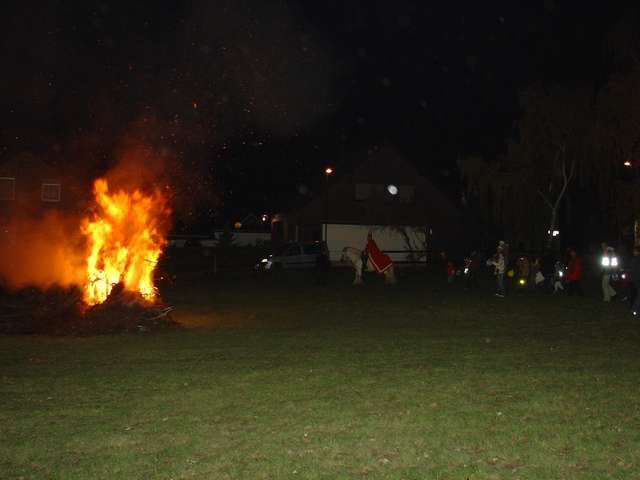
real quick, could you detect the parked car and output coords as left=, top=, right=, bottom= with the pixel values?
left=256, top=241, right=328, bottom=271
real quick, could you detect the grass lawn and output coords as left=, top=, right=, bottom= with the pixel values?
left=1, top=269, right=639, bottom=479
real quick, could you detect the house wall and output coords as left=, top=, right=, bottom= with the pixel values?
left=323, top=223, right=427, bottom=264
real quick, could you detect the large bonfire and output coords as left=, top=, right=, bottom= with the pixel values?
left=0, top=144, right=177, bottom=334
left=82, top=178, right=171, bottom=306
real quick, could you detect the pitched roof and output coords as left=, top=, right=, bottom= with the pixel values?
left=352, top=145, right=420, bottom=184
left=286, top=146, right=461, bottom=227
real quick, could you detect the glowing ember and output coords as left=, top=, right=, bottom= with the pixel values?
left=82, top=178, right=170, bottom=305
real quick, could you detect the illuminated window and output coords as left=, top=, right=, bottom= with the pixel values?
left=41, top=182, right=61, bottom=202
left=0, top=177, right=15, bottom=200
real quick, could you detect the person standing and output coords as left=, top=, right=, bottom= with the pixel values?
left=553, top=260, right=565, bottom=294
left=315, top=241, right=330, bottom=285
left=516, top=255, right=530, bottom=288
left=364, top=231, right=393, bottom=275
left=440, top=251, right=456, bottom=284
left=601, top=243, right=617, bottom=302
left=487, top=245, right=506, bottom=297
left=630, top=247, right=640, bottom=315
left=566, top=248, right=583, bottom=296
left=540, top=251, right=556, bottom=294
left=464, top=251, right=480, bottom=290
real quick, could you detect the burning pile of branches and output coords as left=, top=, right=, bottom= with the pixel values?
left=81, top=283, right=178, bottom=334
left=0, top=167, right=178, bottom=335
left=0, top=286, right=81, bottom=335
left=0, top=284, right=179, bottom=335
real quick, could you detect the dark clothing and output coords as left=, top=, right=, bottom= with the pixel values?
left=630, top=256, right=640, bottom=285
left=567, top=279, right=584, bottom=296
left=630, top=256, right=640, bottom=309
left=540, top=253, right=555, bottom=293
left=464, top=255, right=480, bottom=289
left=540, top=254, right=555, bottom=277
left=315, top=253, right=330, bottom=285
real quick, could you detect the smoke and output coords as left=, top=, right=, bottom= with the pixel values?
left=0, top=211, right=86, bottom=290
left=205, top=0, right=342, bottom=136
left=0, top=136, right=174, bottom=293
left=0, top=0, right=346, bottom=292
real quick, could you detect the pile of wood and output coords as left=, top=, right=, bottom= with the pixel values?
left=0, top=286, right=81, bottom=334
left=82, top=284, right=178, bottom=334
left=0, top=284, right=179, bottom=335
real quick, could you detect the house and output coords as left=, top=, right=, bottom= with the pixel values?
left=271, top=145, right=464, bottom=263
left=0, top=153, right=86, bottom=243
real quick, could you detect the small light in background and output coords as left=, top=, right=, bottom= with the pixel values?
left=547, top=229, right=560, bottom=237
left=624, top=160, right=632, bottom=167
left=234, top=221, right=242, bottom=229
left=387, top=184, right=398, bottom=195
left=324, top=167, right=333, bottom=175
left=261, top=214, right=268, bottom=222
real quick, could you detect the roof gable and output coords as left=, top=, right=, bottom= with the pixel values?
left=284, top=146, right=461, bottom=227
left=353, top=145, right=420, bottom=184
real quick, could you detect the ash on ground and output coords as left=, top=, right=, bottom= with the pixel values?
left=0, top=284, right=180, bottom=335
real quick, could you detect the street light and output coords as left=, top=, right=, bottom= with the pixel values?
left=324, top=166, right=333, bottom=252
left=624, top=160, right=632, bottom=167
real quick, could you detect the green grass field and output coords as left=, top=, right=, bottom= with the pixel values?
left=1, top=270, right=639, bottom=479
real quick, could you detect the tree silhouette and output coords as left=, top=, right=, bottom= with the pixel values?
left=460, top=84, right=594, bottom=249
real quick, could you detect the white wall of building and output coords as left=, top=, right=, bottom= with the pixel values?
left=323, top=224, right=427, bottom=264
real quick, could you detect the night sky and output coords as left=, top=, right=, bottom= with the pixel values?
left=0, top=1, right=627, bottom=226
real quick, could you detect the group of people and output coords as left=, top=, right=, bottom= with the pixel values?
left=344, top=232, right=640, bottom=317
left=442, top=240, right=640, bottom=315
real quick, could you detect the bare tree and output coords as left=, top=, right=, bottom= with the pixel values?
left=459, top=84, right=592, bottom=250
left=536, top=144, right=575, bottom=249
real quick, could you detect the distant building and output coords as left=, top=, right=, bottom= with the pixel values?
left=167, top=214, right=271, bottom=248
left=272, top=145, right=464, bottom=263
left=0, top=153, right=86, bottom=243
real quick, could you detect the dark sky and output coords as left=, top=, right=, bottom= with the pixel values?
left=0, top=1, right=627, bottom=223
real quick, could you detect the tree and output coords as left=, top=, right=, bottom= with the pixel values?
left=388, top=226, right=428, bottom=263
left=513, top=85, right=599, bottom=249
left=459, top=10, right=640, bottom=249
left=459, top=84, right=594, bottom=250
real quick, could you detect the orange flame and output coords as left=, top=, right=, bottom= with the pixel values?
left=82, top=178, right=170, bottom=305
